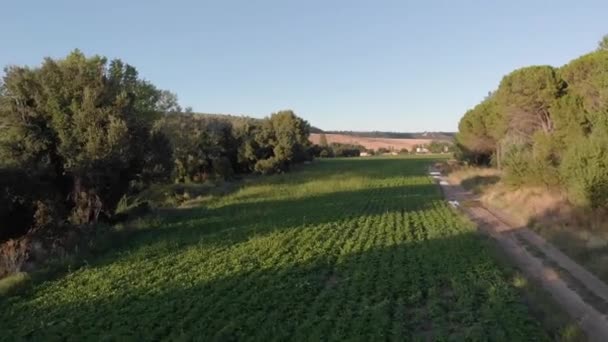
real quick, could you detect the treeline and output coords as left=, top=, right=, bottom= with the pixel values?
left=456, top=35, right=608, bottom=207
left=0, top=51, right=312, bottom=244
left=311, top=142, right=365, bottom=158
left=427, top=141, right=454, bottom=154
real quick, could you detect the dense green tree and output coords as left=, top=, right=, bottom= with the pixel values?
left=233, top=121, right=267, bottom=172
left=456, top=98, right=503, bottom=164
left=495, top=65, right=566, bottom=138
left=142, top=128, right=174, bottom=183
left=559, top=50, right=608, bottom=118
left=159, top=114, right=236, bottom=182
left=253, top=110, right=311, bottom=173
left=456, top=34, right=608, bottom=205
left=0, top=50, right=315, bottom=247
left=156, top=90, right=182, bottom=114
left=561, top=127, right=608, bottom=207
left=0, top=50, right=168, bottom=224
left=158, top=110, right=312, bottom=178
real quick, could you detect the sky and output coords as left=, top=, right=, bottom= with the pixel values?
left=1, top=1, right=607, bottom=132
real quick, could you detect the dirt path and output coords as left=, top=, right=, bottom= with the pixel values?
left=435, top=172, right=608, bottom=341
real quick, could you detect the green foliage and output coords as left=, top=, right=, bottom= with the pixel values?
left=560, top=130, right=608, bottom=207
left=456, top=35, right=608, bottom=206
left=233, top=121, right=265, bottom=172
left=329, top=142, right=363, bottom=157
left=0, top=51, right=310, bottom=276
left=310, top=142, right=364, bottom=158
left=456, top=98, right=504, bottom=163
left=559, top=50, right=608, bottom=115
left=254, top=156, right=282, bottom=174
left=0, top=50, right=171, bottom=225
left=248, top=110, right=311, bottom=173
left=0, top=158, right=546, bottom=340
left=529, top=132, right=561, bottom=186
left=267, top=110, right=311, bottom=163
left=496, top=65, right=565, bottom=137
left=142, top=129, right=174, bottom=183
left=501, top=143, right=533, bottom=185
left=427, top=140, right=453, bottom=153
left=159, top=114, right=236, bottom=182
left=551, top=93, right=591, bottom=147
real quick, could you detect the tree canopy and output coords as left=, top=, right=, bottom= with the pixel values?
left=455, top=35, right=608, bottom=207
left=0, top=50, right=170, bottom=225
left=0, top=51, right=314, bottom=243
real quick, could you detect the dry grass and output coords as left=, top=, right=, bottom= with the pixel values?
left=447, top=167, right=501, bottom=184
left=442, top=164, right=567, bottom=227
left=442, top=162, right=608, bottom=283
left=480, top=185, right=571, bottom=227
left=446, top=166, right=502, bottom=194
left=481, top=185, right=608, bottom=282
left=309, top=133, right=434, bottom=151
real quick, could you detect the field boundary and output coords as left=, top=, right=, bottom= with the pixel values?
left=435, top=170, right=608, bottom=341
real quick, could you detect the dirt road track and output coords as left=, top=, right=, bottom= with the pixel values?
left=437, top=174, right=608, bottom=341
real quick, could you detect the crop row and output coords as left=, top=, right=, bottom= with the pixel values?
left=1, top=158, right=544, bottom=340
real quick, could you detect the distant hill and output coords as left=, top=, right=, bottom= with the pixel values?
left=310, top=126, right=324, bottom=133
left=310, top=133, right=450, bottom=152
left=319, top=130, right=455, bottom=141
left=186, top=114, right=455, bottom=144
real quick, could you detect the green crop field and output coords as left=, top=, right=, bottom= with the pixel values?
left=2, top=157, right=544, bottom=340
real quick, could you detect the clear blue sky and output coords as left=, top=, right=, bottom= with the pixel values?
left=1, top=1, right=606, bottom=132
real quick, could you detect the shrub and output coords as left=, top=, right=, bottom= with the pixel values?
left=527, top=132, right=561, bottom=186
left=330, top=143, right=362, bottom=157
left=0, top=51, right=168, bottom=224
left=254, top=157, right=282, bottom=175
left=142, top=129, right=174, bottom=183
left=560, top=133, right=608, bottom=207
left=501, top=143, right=532, bottom=186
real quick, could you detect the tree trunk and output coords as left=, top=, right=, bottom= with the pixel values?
left=71, top=177, right=103, bottom=224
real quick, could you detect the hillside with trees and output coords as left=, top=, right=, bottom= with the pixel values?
left=456, top=35, right=608, bottom=208
left=0, top=51, right=312, bottom=274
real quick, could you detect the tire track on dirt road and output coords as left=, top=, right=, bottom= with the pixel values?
left=434, top=170, right=608, bottom=341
